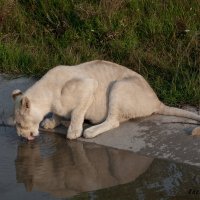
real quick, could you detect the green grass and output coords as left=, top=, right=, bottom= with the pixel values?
left=0, top=0, right=199, bottom=106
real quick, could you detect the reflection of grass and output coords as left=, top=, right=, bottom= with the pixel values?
left=0, top=0, right=199, bottom=106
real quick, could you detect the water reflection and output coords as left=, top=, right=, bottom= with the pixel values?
left=15, top=134, right=153, bottom=198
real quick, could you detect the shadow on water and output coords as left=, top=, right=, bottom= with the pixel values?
left=1, top=127, right=200, bottom=199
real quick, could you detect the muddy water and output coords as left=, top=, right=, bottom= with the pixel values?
left=1, top=127, right=200, bottom=200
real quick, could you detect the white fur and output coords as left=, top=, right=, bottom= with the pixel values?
left=12, top=60, right=200, bottom=140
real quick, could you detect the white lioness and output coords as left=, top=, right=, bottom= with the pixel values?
left=12, top=60, right=200, bottom=140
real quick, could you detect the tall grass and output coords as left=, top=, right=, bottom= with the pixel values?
left=0, top=0, right=199, bottom=106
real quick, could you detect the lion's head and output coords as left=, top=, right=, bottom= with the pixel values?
left=12, top=89, right=42, bottom=140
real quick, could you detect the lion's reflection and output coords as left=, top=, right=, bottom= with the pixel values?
left=15, top=134, right=153, bottom=198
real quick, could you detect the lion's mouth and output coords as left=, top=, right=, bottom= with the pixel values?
left=27, top=132, right=37, bottom=140
left=27, top=135, right=35, bottom=140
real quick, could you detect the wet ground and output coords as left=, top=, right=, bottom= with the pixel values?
left=1, top=126, right=200, bottom=200
left=1, top=75, right=200, bottom=199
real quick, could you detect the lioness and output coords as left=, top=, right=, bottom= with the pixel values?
left=12, top=60, right=200, bottom=140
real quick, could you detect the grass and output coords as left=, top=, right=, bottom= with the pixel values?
left=0, top=0, right=199, bottom=106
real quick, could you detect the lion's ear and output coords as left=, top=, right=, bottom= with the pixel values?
left=21, top=96, right=31, bottom=112
left=12, top=89, right=23, bottom=100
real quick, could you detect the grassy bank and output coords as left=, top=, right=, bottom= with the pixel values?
left=0, top=0, right=199, bottom=106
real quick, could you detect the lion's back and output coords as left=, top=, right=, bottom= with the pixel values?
left=77, top=60, right=136, bottom=84
left=41, top=60, right=140, bottom=123
left=76, top=61, right=137, bottom=123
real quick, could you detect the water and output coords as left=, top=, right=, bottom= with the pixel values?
left=1, top=126, right=200, bottom=200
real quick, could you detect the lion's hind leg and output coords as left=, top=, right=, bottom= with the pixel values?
left=83, top=117, right=119, bottom=138
left=83, top=80, right=126, bottom=139
left=83, top=76, right=158, bottom=138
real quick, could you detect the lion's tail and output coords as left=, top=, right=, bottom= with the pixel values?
left=156, top=103, right=200, bottom=122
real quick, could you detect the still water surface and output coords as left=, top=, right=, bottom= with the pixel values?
left=1, top=126, right=200, bottom=200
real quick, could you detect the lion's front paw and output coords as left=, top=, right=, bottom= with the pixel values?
left=41, top=118, right=56, bottom=129
left=67, top=128, right=82, bottom=140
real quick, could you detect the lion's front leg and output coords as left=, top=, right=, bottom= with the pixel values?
left=41, top=114, right=61, bottom=129
left=66, top=78, right=98, bottom=140
left=67, top=109, right=86, bottom=139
